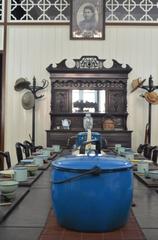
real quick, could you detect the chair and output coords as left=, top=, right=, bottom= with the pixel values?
left=152, top=148, right=158, bottom=165
left=0, top=151, right=12, bottom=169
left=23, top=141, right=32, bottom=158
left=80, top=140, right=101, bottom=154
left=137, top=144, right=148, bottom=154
left=143, top=145, right=157, bottom=159
left=15, top=142, right=27, bottom=163
left=102, top=137, right=108, bottom=149
left=66, top=136, right=77, bottom=149
left=23, top=140, right=43, bottom=154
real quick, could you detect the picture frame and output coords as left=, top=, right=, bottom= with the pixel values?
left=70, top=0, right=105, bottom=40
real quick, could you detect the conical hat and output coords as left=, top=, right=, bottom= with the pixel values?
left=131, top=78, right=146, bottom=93
left=21, top=91, right=35, bottom=110
left=144, top=91, right=158, bottom=104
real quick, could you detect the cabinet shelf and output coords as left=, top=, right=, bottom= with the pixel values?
left=50, top=112, right=128, bottom=116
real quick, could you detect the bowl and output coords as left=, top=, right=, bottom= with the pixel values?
left=25, top=164, right=38, bottom=176
left=32, top=152, right=41, bottom=156
left=148, top=170, right=158, bottom=180
left=36, top=154, right=48, bottom=161
left=0, top=181, right=18, bottom=193
left=0, top=170, right=14, bottom=178
left=25, top=164, right=38, bottom=172
left=21, top=159, right=34, bottom=164
left=2, top=191, right=16, bottom=200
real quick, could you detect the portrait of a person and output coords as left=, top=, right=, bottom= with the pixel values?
left=78, top=5, right=97, bottom=35
left=71, top=0, right=104, bottom=39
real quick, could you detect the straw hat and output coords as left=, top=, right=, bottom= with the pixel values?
left=21, top=91, right=35, bottom=110
left=144, top=91, right=158, bottom=105
left=14, top=78, right=30, bottom=91
left=131, top=78, right=146, bottom=93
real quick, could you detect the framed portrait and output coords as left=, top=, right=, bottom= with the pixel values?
left=70, top=0, right=105, bottom=40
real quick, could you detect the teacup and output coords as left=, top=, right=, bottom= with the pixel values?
left=41, top=149, right=51, bottom=156
left=118, top=147, right=125, bottom=155
left=33, top=158, right=43, bottom=167
left=115, top=144, right=121, bottom=152
left=52, top=145, right=61, bottom=152
left=137, top=161, right=149, bottom=174
left=125, top=152, right=134, bottom=161
left=14, top=167, right=27, bottom=182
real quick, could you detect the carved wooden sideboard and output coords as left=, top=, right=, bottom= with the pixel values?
left=46, top=56, right=132, bottom=148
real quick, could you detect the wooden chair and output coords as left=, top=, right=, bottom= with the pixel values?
left=23, top=140, right=43, bottom=154
left=137, top=144, right=148, bottom=154
left=66, top=136, right=77, bottom=149
left=0, top=151, right=12, bottom=169
left=143, top=145, right=157, bottom=159
left=15, top=142, right=27, bottom=163
left=152, top=148, right=158, bottom=165
left=102, top=137, right=108, bottom=149
left=23, top=141, right=32, bottom=158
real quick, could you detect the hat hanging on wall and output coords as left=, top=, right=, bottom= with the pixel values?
left=21, top=91, right=35, bottom=110
left=14, top=78, right=31, bottom=91
left=130, top=78, right=146, bottom=93
left=143, top=91, right=158, bottom=105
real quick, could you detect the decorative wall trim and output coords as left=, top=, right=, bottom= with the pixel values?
left=0, top=0, right=4, bottom=22
left=51, top=79, right=126, bottom=90
left=8, top=0, right=158, bottom=24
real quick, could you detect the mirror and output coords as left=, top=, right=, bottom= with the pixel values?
left=72, top=90, right=105, bottom=113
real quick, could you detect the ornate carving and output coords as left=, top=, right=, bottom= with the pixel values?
left=52, top=79, right=126, bottom=90
left=107, top=90, right=126, bottom=113
left=46, top=56, right=132, bottom=74
left=75, top=56, right=104, bottom=70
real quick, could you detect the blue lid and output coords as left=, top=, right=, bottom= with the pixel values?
left=52, top=155, right=132, bottom=171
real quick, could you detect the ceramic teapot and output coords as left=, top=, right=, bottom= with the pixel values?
left=62, top=119, right=71, bottom=129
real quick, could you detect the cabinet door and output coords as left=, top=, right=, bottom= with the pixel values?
left=106, top=90, right=126, bottom=113
left=53, top=90, right=71, bottom=113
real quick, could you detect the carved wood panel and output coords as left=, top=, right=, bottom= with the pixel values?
left=106, top=90, right=126, bottom=113
left=52, top=90, right=70, bottom=113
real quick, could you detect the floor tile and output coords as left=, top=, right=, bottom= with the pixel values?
left=142, top=229, right=158, bottom=240
left=0, top=227, right=42, bottom=240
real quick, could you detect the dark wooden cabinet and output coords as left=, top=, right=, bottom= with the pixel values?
left=46, top=56, right=132, bottom=148
left=46, top=129, right=132, bottom=148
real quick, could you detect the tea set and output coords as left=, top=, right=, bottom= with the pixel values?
left=115, top=144, right=158, bottom=180
left=0, top=149, right=51, bottom=200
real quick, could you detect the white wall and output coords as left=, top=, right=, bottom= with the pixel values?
left=4, top=25, right=158, bottom=164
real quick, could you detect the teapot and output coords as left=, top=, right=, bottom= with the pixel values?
left=62, top=119, right=71, bottom=129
